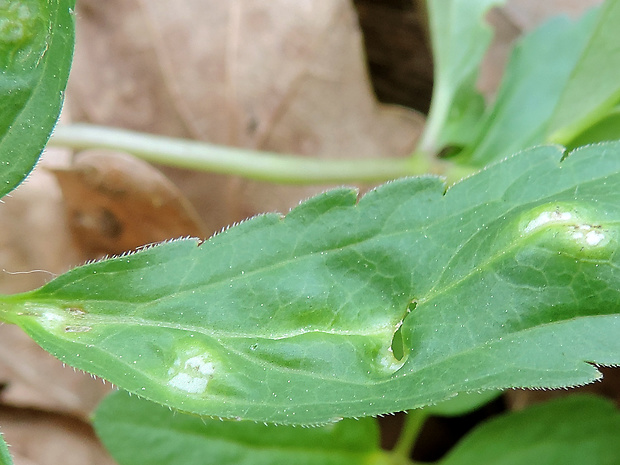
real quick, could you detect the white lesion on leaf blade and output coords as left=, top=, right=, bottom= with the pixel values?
left=569, top=224, right=606, bottom=246
left=167, top=348, right=217, bottom=394
left=520, top=204, right=612, bottom=251
left=168, top=372, right=209, bottom=394
left=523, top=210, right=573, bottom=234
left=26, top=304, right=90, bottom=335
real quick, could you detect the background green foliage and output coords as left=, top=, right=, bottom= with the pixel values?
left=95, top=390, right=383, bottom=465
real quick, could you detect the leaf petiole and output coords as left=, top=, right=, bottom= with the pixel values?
left=390, top=409, right=429, bottom=464
left=49, top=124, right=473, bottom=185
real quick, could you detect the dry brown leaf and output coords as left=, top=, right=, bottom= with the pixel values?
left=0, top=325, right=111, bottom=419
left=0, top=164, right=77, bottom=295
left=67, top=0, right=424, bottom=228
left=52, top=150, right=207, bottom=259
left=0, top=405, right=115, bottom=465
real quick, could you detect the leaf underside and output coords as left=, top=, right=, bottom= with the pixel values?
left=0, top=0, right=75, bottom=198
left=1, top=143, right=620, bottom=424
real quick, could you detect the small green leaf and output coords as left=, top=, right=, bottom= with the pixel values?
left=567, top=105, right=620, bottom=149
left=1, top=143, right=620, bottom=424
left=0, top=0, right=75, bottom=198
left=548, top=0, right=620, bottom=146
left=454, top=7, right=598, bottom=166
left=439, top=395, right=620, bottom=465
left=0, top=433, right=13, bottom=465
left=94, top=390, right=383, bottom=465
left=419, top=0, right=504, bottom=153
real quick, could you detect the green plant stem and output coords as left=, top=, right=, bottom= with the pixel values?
left=391, top=409, right=429, bottom=463
left=418, top=82, right=450, bottom=155
left=49, top=124, right=473, bottom=185
left=416, top=0, right=448, bottom=156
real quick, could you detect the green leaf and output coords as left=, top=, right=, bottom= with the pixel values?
left=548, top=0, right=620, bottom=146
left=1, top=143, right=620, bottom=424
left=454, top=7, right=599, bottom=167
left=0, top=433, right=12, bottom=465
left=439, top=395, right=620, bottom=465
left=424, top=390, right=502, bottom=417
left=418, top=0, right=504, bottom=153
left=94, top=390, right=383, bottom=465
left=566, top=105, right=620, bottom=149
left=0, top=0, right=75, bottom=198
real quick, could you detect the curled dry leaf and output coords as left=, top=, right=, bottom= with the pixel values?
left=51, top=150, right=207, bottom=259
left=67, top=0, right=424, bottom=228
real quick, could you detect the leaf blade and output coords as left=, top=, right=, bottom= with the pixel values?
left=1, top=144, right=620, bottom=424
left=0, top=0, right=75, bottom=198
left=439, top=395, right=620, bottom=465
left=548, top=0, right=620, bottom=145
left=94, top=390, right=382, bottom=465
left=0, top=433, right=12, bottom=465
left=454, top=8, right=599, bottom=166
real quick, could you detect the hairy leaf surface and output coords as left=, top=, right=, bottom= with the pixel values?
left=439, top=395, right=620, bottom=465
left=0, top=0, right=75, bottom=198
left=1, top=144, right=620, bottom=424
left=94, top=390, right=382, bottom=465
